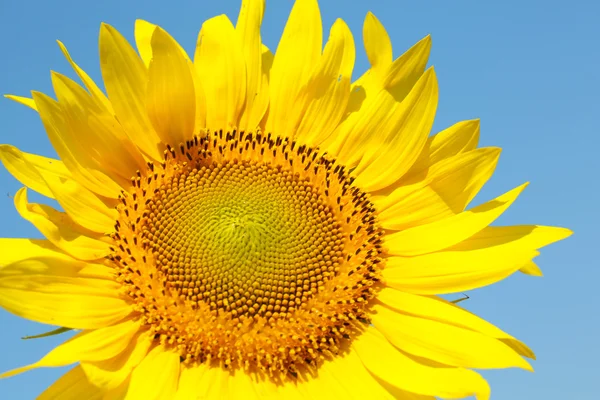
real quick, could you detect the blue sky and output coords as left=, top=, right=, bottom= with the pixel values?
left=0, top=0, right=597, bottom=399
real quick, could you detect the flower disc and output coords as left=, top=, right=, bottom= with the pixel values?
left=110, top=130, right=382, bottom=376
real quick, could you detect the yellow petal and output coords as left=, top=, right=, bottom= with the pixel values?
left=449, top=225, right=573, bottom=251
left=99, top=23, right=163, bottom=161
left=57, top=41, right=114, bottom=115
left=236, top=0, right=268, bottom=131
left=383, top=35, right=432, bottom=100
left=174, top=364, right=209, bottom=400
left=0, top=239, right=67, bottom=267
left=226, top=369, right=262, bottom=400
left=147, top=27, right=196, bottom=146
left=371, top=303, right=532, bottom=370
left=38, top=365, right=103, bottom=400
left=320, top=348, right=395, bottom=399
left=294, top=19, right=355, bottom=147
left=266, top=0, right=322, bottom=135
left=104, top=380, right=132, bottom=400
left=4, top=94, right=37, bottom=111
left=0, top=144, right=70, bottom=199
left=0, top=256, right=131, bottom=329
left=9, top=150, right=117, bottom=234
left=194, top=15, right=246, bottom=130
left=134, top=20, right=157, bottom=67
left=324, top=84, right=395, bottom=163
left=0, top=210, right=108, bottom=263
left=519, top=261, right=543, bottom=276
left=376, top=288, right=535, bottom=359
left=51, top=72, right=146, bottom=183
left=407, top=119, right=481, bottom=180
left=195, top=365, right=232, bottom=398
left=14, top=188, right=113, bottom=259
left=327, top=36, right=431, bottom=165
left=383, top=245, right=539, bottom=294
left=376, top=147, right=501, bottom=230
left=353, top=327, right=490, bottom=400
left=81, top=330, right=153, bottom=391
left=126, top=346, right=180, bottom=400
left=353, top=68, right=438, bottom=192
left=32, top=91, right=122, bottom=198
left=385, top=183, right=528, bottom=256
left=18, top=170, right=116, bottom=234
left=363, top=12, right=392, bottom=78
left=2, top=319, right=140, bottom=378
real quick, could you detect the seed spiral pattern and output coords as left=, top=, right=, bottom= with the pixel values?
left=143, top=161, right=345, bottom=319
left=108, top=130, right=383, bottom=379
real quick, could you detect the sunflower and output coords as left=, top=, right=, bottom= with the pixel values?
left=0, top=0, right=570, bottom=398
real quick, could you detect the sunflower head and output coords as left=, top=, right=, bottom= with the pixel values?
left=0, top=0, right=570, bottom=398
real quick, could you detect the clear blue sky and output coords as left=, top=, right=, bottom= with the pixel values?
left=0, top=0, right=596, bottom=399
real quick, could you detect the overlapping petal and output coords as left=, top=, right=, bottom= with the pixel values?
left=0, top=256, right=131, bottom=329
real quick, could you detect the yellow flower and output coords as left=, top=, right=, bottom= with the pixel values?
left=0, top=0, right=570, bottom=399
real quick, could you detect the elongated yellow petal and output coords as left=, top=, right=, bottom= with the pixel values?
left=372, top=303, right=532, bottom=370
left=126, top=346, right=180, bottom=400
left=386, top=183, right=528, bottom=256
left=353, top=327, right=490, bottom=400
left=376, top=288, right=535, bottom=359
left=363, top=12, right=392, bottom=78
left=99, top=23, right=163, bottom=161
left=139, top=23, right=207, bottom=134
left=195, top=365, right=232, bottom=398
left=383, top=35, right=432, bottom=100
left=353, top=68, right=438, bottom=192
left=81, top=330, right=153, bottom=391
left=519, top=261, right=543, bottom=276
left=194, top=15, right=246, bottom=130
left=1, top=206, right=108, bottom=263
left=0, top=239, right=66, bottom=267
left=52, top=72, right=146, bottom=183
left=147, top=27, right=196, bottom=146
left=17, top=169, right=116, bottom=234
left=449, top=225, right=573, bottom=251
left=135, top=19, right=157, bottom=67
left=38, top=366, right=103, bottom=400
left=0, top=144, right=70, bottom=199
left=383, top=245, right=539, bottom=294
left=408, top=119, right=481, bottom=178
left=174, top=364, right=210, bottom=400
left=294, top=19, right=355, bottom=147
left=376, top=147, right=501, bottom=229
left=327, top=36, right=431, bottom=165
left=57, top=41, right=114, bottom=114
left=14, top=160, right=116, bottom=236
left=325, top=84, right=395, bottom=163
left=32, top=91, right=123, bottom=198
left=0, top=256, right=131, bottom=329
left=14, top=188, right=113, bottom=258
left=320, top=348, right=396, bottom=399
left=342, top=12, right=394, bottom=115
left=225, top=370, right=262, bottom=400
left=4, top=94, right=37, bottom=110
left=376, top=119, right=482, bottom=198
left=266, top=0, right=322, bottom=135
left=2, top=319, right=140, bottom=378
left=236, top=0, right=268, bottom=131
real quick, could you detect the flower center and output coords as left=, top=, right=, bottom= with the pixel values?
left=144, top=160, right=345, bottom=319
left=108, top=130, right=383, bottom=378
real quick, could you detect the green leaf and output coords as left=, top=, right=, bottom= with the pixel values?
left=22, top=327, right=73, bottom=340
